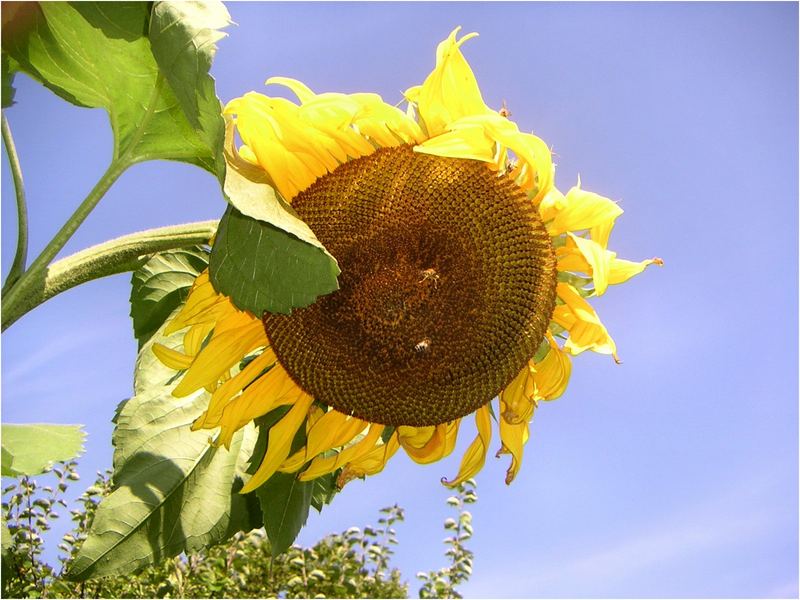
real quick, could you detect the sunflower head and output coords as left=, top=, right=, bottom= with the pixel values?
left=154, top=27, right=661, bottom=493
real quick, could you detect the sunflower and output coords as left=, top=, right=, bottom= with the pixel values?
left=153, top=28, right=660, bottom=493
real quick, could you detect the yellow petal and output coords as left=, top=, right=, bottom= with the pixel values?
left=172, top=318, right=267, bottom=397
left=417, top=27, right=489, bottom=137
left=151, top=344, right=194, bottom=370
left=194, top=359, right=298, bottom=432
left=533, top=333, right=572, bottom=400
left=399, top=421, right=459, bottom=464
left=608, top=256, right=664, bottom=285
left=548, top=183, right=623, bottom=239
left=298, top=424, right=385, bottom=481
left=266, top=76, right=316, bottom=103
left=497, top=413, right=529, bottom=485
left=183, top=322, right=215, bottom=356
left=414, top=124, right=496, bottom=162
left=442, top=404, right=492, bottom=487
left=336, top=434, right=401, bottom=488
left=280, top=410, right=368, bottom=473
left=199, top=347, right=277, bottom=416
left=568, top=233, right=611, bottom=295
left=499, top=362, right=536, bottom=425
left=240, top=392, right=314, bottom=493
left=552, top=283, right=619, bottom=360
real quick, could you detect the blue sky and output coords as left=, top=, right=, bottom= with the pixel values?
left=2, top=2, right=797, bottom=597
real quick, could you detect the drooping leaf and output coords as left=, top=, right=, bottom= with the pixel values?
left=256, top=472, right=314, bottom=558
left=1, top=1, right=229, bottom=177
left=0, top=424, right=85, bottom=477
left=1, top=53, right=17, bottom=108
left=129, top=246, right=209, bottom=349
left=210, top=206, right=340, bottom=315
left=66, top=316, right=260, bottom=581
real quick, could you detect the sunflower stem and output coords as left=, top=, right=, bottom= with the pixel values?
left=1, top=159, right=127, bottom=330
left=1, top=112, right=29, bottom=295
left=0, top=220, right=217, bottom=331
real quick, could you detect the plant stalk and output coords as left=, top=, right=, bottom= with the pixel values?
left=1, top=112, right=29, bottom=295
left=1, top=220, right=217, bottom=331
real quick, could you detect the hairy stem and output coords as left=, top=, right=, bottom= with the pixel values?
left=0, top=220, right=217, bottom=331
left=1, top=113, right=28, bottom=294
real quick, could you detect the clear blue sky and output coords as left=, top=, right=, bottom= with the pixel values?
left=2, top=2, right=797, bottom=597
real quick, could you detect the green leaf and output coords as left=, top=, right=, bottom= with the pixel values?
left=0, top=424, right=85, bottom=477
left=1, top=53, right=17, bottom=108
left=149, top=1, right=230, bottom=130
left=310, top=472, right=339, bottom=512
left=210, top=206, right=340, bottom=315
left=66, top=316, right=260, bottom=580
left=256, top=472, right=314, bottom=557
left=1, top=1, right=229, bottom=177
left=1, top=519, right=13, bottom=581
left=130, top=246, right=209, bottom=349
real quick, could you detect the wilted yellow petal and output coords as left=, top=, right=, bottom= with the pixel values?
left=337, top=434, right=402, bottom=488
left=568, top=233, right=611, bottom=295
left=533, top=333, right=572, bottom=400
left=553, top=283, right=618, bottom=360
left=416, top=27, right=489, bottom=136
left=193, top=356, right=297, bottom=433
left=442, top=404, right=492, bottom=487
left=497, top=413, right=529, bottom=485
left=399, top=421, right=459, bottom=464
left=172, top=318, right=267, bottom=397
left=499, top=362, right=536, bottom=425
left=151, top=344, right=194, bottom=370
left=240, top=392, right=314, bottom=493
left=280, top=410, right=368, bottom=473
left=299, top=424, right=385, bottom=481
left=414, top=124, right=496, bottom=162
left=548, top=183, right=623, bottom=239
left=608, top=256, right=664, bottom=285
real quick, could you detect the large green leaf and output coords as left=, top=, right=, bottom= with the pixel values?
left=66, top=317, right=260, bottom=581
left=0, top=424, right=85, bottom=477
left=1, top=1, right=229, bottom=177
left=129, top=247, right=209, bottom=349
left=210, top=206, right=341, bottom=315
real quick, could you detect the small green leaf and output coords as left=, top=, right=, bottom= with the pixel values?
left=2, top=1, right=230, bottom=177
left=66, top=318, right=260, bottom=580
left=130, top=246, right=209, bottom=349
left=210, top=206, right=340, bottom=315
left=1, top=519, right=13, bottom=581
left=256, top=472, right=314, bottom=558
left=310, top=472, right=339, bottom=512
left=0, top=424, right=85, bottom=477
left=1, top=53, right=17, bottom=108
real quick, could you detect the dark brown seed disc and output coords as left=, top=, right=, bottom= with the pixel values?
left=263, top=145, right=557, bottom=427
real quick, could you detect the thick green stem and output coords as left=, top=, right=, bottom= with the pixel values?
left=1, top=112, right=28, bottom=294
left=1, top=220, right=217, bottom=331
